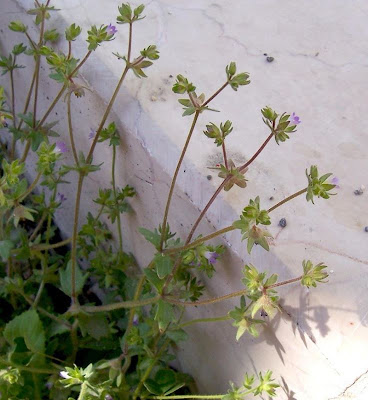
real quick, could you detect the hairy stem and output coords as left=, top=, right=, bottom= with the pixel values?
left=267, top=188, right=307, bottom=213
left=31, top=238, right=71, bottom=251
left=163, top=288, right=247, bottom=307
left=9, top=66, right=16, bottom=159
left=67, top=95, right=79, bottom=165
left=265, top=275, right=303, bottom=289
left=77, top=381, right=88, bottom=400
left=160, top=111, right=200, bottom=250
left=202, top=81, right=229, bottom=107
left=18, top=171, right=42, bottom=201
left=165, top=225, right=235, bottom=255
left=81, top=295, right=160, bottom=313
left=179, top=315, right=230, bottom=328
left=112, top=145, right=123, bottom=252
left=150, top=396, right=224, bottom=399
left=71, top=173, right=84, bottom=304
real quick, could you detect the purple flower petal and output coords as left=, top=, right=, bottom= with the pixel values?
left=290, top=112, right=301, bottom=125
left=55, top=141, right=69, bottom=154
left=56, top=192, right=67, bottom=203
left=107, top=24, right=117, bottom=36
left=204, top=251, right=219, bottom=265
left=89, top=128, right=96, bottom=140
left=331, top=177, right=340, bottom=189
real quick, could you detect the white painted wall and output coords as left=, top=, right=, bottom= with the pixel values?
left=1, top=1, right=368, bottom=398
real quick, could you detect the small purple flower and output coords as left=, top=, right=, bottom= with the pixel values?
left=55, top=141, right=69, bottom=154
left=89, top=128, right=96, bottom=140
left=132, top=314, right=139, bottom=326
left=204, top=251, right=219, bottom=265
left=59, top=371, right=70, bottom=379
left=290, top=112, right=301, bottom=125
left=56, top=192, right=67, bottom=203
left=331, top=177, right=340, bottom=189
left=107, top=24, right=117, bottom=36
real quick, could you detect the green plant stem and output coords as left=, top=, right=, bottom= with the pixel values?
left=18, top=171, right=42, bottom=201
left=221, top=141, right=228, bottom=169
left=82, top=295, right=160, bottom=313
left=30, top=237, right=71, bottom=251
left=179, top=315, right=230, bottom=328
left=16, top=67, right=36, bottom=131
left=265, top=275, right=303, bottom=289
left=163, top=289, right=247, bottom=307
left=0, top=357, right=58, bottom=374
left=70, top=52, right=131, bottom=304
left=67, top=41, right=72, bottom=59
left=70, top=319, right=79, bottom=363
left=9, top=66, right=16, bottom=159
left=159, top=111, right=200, bottom=250
left=32, top=10, right=46, bottom=128
left=20, top=51, right=92, bottom=163
left=133, top=339, right=170, bottom=400
left=238, top=130, right=274, bottom=173
left=71, top=173, right=84, bottom=304
left=77, top=381, right=89, bottom=400
left=202, top=81, right=229, bottom=107
left=112, top=145, right=123, bottom=252
left=188, top=131, right=274, bottom=244
left=33, top=373, right=42, bottom=400
left=165, top=225, right=235, bottom=255
left=267, top=188, right=307, bottom=213
left=86, top=65, right=129, bottom=163
left=29, top=209, right=47, bottom=241
left=67, top=94, right=79, bottom=165
left=186, top=177, right=229, bottom=244
left=33, top=252, right=47, bottom=308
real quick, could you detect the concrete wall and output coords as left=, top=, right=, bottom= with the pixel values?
left=1, top=0, right=368, bottom=398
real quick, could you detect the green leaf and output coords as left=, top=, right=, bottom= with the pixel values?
left=139, top=227, right=161, bottom=249
left=59, top=260, right=88, bottom=297
left=144, top=268, right=165, bottom=292
left=0, top=240, right=14, bottom=261
left=78, top=313, right=110, bottom=340
left=155, top=300, right=175, bottom=330
left=4, top=310, right=45, bottom=354
left=154, top=253, right=173, bottom=279
left=166, top=328, right=188, bottom=344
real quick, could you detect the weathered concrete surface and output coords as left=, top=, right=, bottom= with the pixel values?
left=1, top=0, right=368, bottom=399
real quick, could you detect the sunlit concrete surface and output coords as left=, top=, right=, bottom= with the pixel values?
left=1, top=1, right=368, bottom=399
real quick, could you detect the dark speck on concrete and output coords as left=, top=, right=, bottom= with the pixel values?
left=279, top=218, right=287, bottom=228
left=169, top=74, right=173, bottom=78
left=266, top=56, right=274, bottom=63
left=354, top=188, right=364, bottom=195
left=263, top=53, right=267, bottom=56
left=269, top=196, right=274, bottom=200
left=365, top=226, right=368, bottom=232
left=207, top=175, right=212, bottom=180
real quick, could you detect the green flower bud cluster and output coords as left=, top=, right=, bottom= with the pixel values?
left=222, top=370, right=278, bottom=400
left=225, top=62, right=250, bottom=91
left=65, top=23, right=82, bottom=41
left=59, top=364, right=94, bottom=388
left=218, top=160, right=247, bottom=191
left=301, top=260, right=328, bottom=288
left=8, top=21, right=28, bottom=33
left=228, top=295, right=264, bottom=339
left=261, top=107, right=298, bottom=144
left=203, top=120, right=233, bottom=147
left=306, top=165, right=336, bottom=203
left=117, top=3, right=145, bottom=24
left=172, top=74, right=196, bottom=94
left=46, top=52, right=78, bottom=83
left=43, top=28, right=59, bottom=42
left=87, top=25, right=115, bottom=51
left=36, top=142, right=62, bottom=175
left=233, top=197, right=272, bottom=253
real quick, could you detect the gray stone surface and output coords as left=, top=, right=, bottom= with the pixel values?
left=1, top=0, right=368, bottom=399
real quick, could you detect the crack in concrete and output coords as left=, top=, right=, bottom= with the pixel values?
left=328, top=368, right=368, bottom=399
